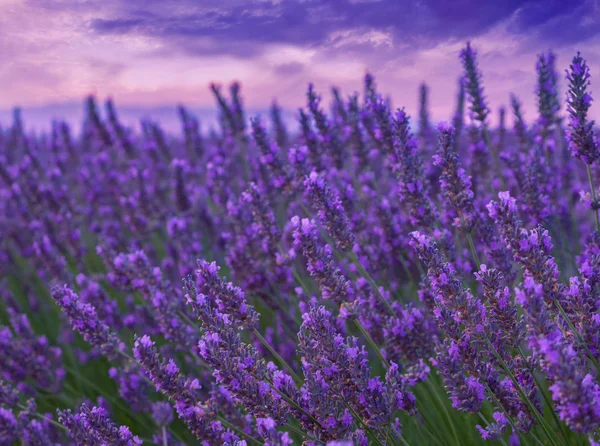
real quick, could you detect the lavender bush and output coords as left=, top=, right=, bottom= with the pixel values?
left=1, top=43, right=600, bottom=445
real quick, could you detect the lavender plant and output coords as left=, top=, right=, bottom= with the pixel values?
left=1, top=43, right=600, bottom=446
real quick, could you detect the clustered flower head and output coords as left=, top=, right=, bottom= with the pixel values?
left=566, top=52, right=599, bottom=165
left=2, top=43, right=600, bottom=446
left=58, top=403, right=143, bottom=445
left=460, top=42, right=490, bottom=125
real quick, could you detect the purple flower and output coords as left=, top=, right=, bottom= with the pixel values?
left=460, top=42, right=489, bottom=125
left=299, top=108, right=324, bottom=172
left=432, top=340, right=486, bottom=412
left=476, top=411, right=509, bottom=440
left=51, top=285, right=124, bottom=361
left=566, top=52, right=599, bottom=165
left=58, top=403, right=143, bottom=445
left=487, top=191, right=565, bottom=306
left=435, top=122, right=476, bottom=233
left=540, top=331, right=600, bottom=433
left=256, top=416, right=293, bottom=446
left=251, top=118, right=293, bottom=193
left=133, top=335, right=228, bottom=442
left=392, top=109, right=438, bottom=228
left=475, top=265, right=524, bottom=348
left=196, top=322, right=299, bottom=428
left=269, top=100, right=289, bottom=149
left=0, top=407, right=19, bottom=444
left=347, top=94, right=370, bottom=174
left=298, top=306, right=416, bottom=440
left=151, top=402, right=173, bottom=428
left=0, top=310, right=64, bottom=392
left=0, top=381, right=19, bottom=407
left=291, top=217, right=355, bottom=304
left=192, top=260, right=259, bottom=330
left=536, top=51, right=561, bottom=138
left=303, top=172, right=356, bottom=251
left=241, top=182, right=282, bottom=259
left=307, top=84, right=345, bottom=169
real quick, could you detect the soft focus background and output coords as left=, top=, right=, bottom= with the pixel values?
left=1, top=0, right=600, bottom=132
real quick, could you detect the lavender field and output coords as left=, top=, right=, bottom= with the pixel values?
left=1, top=39, right=600, bottom=445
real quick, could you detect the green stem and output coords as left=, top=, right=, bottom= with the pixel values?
left=392, top=426, right=412, bottom=446
left=552, top=297, right=600, bottom=374
left=425, top=378, right=460, bottom=445
left=265, top=378, right=323, bottom=430
left=414, top=403, right=447, bottom=446
left=342, top=398, right=384, bottom=446
left=17, top=404, right=66, bottom=431
left=481, top=387, right=533, bottom=446
left=284, top=421, right=319, bottom=443
left=253, top=328, right=303, bottom=384
left=517, top=346, right=571, bottom=446
left=397, top=252, right=418, bottom=290
left=466, top=232, right=481, bottom=269
left=586, top=164, right=600, bottom=232
left=483, top=337, right=560, bottom=446
left=353, top=319, right=389, bottom=368
left=482, top=125, right=507, bottom=191
left=477, top=411, right=509, bottom=446
left=349, top=251, right=397, bottom=317
left=218, top=415, right=262, bottom=445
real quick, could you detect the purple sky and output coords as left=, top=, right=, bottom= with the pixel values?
left=2, top=0, right=600, bottom=133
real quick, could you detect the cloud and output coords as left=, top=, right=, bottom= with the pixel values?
left=2, top=0, right=600, bottom=130
left=272, top=62, right=305, bottom=76
left=507, top=0, right=599, bottom=50
left=83, top=0, right=537, bottom=57
left=91, top=18, right=145, bottom=34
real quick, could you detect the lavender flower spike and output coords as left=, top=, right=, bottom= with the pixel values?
left=133, top=335, right=229, bottom=442
left=434, top=122, right=476, bottom=232
left=536, top=51, right=560, bottom=139
left=291, top=216, right=355, bottom=304
left=304, top=171, right=356, bottom=251
left=460, top=42, right=489, bottom=125
left=58, top=403, right=143, bottom=445
left=566, top=52, right=599, bottom=165
left=51, top=285, right=125, bottom=361
left=194, top=259, right=259, bottom=330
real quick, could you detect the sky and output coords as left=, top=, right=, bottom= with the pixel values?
left=1, top=0, right=599, bottom=133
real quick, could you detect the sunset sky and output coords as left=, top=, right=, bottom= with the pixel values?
left=1, top=0, right=599, bottom=133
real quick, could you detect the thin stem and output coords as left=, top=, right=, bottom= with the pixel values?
left=477, top=411, right=509, bottom=446
left=349, top=251, right=397, bottom=317
left=265, top=378, right=323, bottom=430
left=162, top=426, right=168, bottom=446
left=218, top=415, right=262, bottom=445
left=483, top=337, right=561, bottom=446
left=481, top=386, right=532, bottom=446
left=425, top=377, right=460, bottom=445
left=552, top=297, right=600, bottom=374
left=284, top=421, right=319, bottom=443
left=482, top=125, right=507, bottom=190
left=253, top=328, right=302, bottom=384
left=17, top=404, right=66, bottom=431
left=392, top=426, right=412, bottom=446
left=414, top=402, right=447, bottom=446
left=116, top=350, right=262, bottom=445
left=586, top=164, right=600, bottom=232
left=397, top=252, right=418, bottom=290
left=466, top=232, right=481, bottom=269
left=353, top=319, right=390, bottom=368
left=517, top=345, right=571, bottom=445
left=342, top=398, right=384, bottom=446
